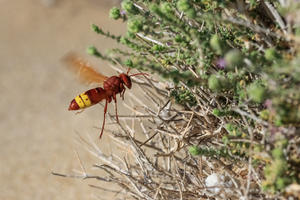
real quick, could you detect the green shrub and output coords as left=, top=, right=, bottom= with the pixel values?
left=82, top=0, right=300, bottom=198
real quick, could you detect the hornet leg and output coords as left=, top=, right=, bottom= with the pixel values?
left=119, top=83, right=125, bottom=100
left=120, top=88, right=126, bottom=100
left=113, top=95, right=119, bottom=123
left=99, top=99, right=108, bottom=139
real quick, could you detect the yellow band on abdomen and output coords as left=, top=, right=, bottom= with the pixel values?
left=75, top=93, right=92, bottom=109
left=80, top=93, right=92, bottom=107
left=75, top=96, right=85, bottom=108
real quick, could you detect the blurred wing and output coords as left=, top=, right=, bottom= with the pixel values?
left=63, top=53, right=108, bottom=85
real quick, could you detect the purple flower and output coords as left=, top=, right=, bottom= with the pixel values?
left=216, top=58, right=226, bottom=69
left=264, top=99, right=272, bottom=109
left=121, top=10, right=126, bottom=15
left=166, top=41, right=173, bottom=46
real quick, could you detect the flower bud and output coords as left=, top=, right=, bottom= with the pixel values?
left=109, top=7, right=121, bottom=20
left=247, top=83, right=267, bottom=103
left=224, top=49, right=243, bottom=69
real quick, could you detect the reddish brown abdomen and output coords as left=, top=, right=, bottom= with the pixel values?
left=68, top=87, right=107, bottom=111
left=68, top=99, right=80, bottom=110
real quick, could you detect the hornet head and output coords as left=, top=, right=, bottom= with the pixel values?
left=119, top=73, right=132, bottom=89
left=120, top=68, right=148, bottom=89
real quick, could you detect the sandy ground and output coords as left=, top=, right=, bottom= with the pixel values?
left=0, top=0, right=127, bottom=199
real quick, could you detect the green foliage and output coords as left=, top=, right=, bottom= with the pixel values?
left=260, top=109, right=270, bottom=120
left=247, top=82, right=267, bottom=103
left=91, top=24, right=121, bottom=42
left=224, top=49, right=244, bottom=69
left=208, top=74, right=231, bottom=91
left=177, top=0, right=196, bottom=18
left=210, top=34, right=226, bottom=55
left=127, top=17, right=143, bottom=33
left=264, top=48, right=280, bottom=61
left=160, top=2, right=174, bottom=17
left=263, top=139, right=292, bottom=193
left=109, top=7, right=121, bottom=20
left=225, top=123, right=243, bottom=137
left=189, top=145, right=238, bottom=160
left=87, top=0, right=300, bottom=197
left=208, top=75, right=222, bottom=91
left=212, top=108, right=237, bottom=117
left=223, top=123, right=251, bottom=156
left=121, top=0, right=139, bottom=15
left=170, top=87, right=197, bottom=107
left=189, top=145, right=200, bottom=156
left=212, top=108, right=222, bottom=116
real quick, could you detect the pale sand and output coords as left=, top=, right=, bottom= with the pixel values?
left=0, top=0, right=126, bottom=199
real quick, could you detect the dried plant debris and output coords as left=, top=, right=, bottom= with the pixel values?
left=53, top=73, right=296, bottom=199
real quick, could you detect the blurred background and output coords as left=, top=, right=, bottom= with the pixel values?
left=0, top=0, right=126, bottom=199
